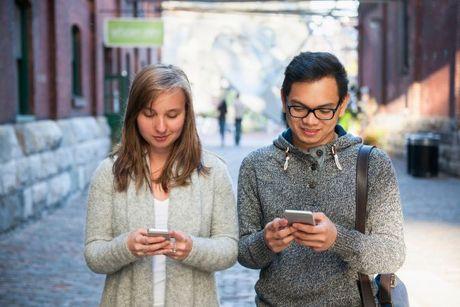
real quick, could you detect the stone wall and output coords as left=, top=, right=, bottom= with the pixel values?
left=365, top=114, right=460, bottom=177
left=0, top=116, right=111, bottom=233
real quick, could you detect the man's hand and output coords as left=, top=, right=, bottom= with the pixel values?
left=291, top=212, right=337, bottom=252
left=264, top=218, right=296, bottom=253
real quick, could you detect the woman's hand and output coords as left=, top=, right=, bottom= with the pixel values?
left=127, top=228, right=171, bottom=257
left=165, top=230, right=193, bottom=261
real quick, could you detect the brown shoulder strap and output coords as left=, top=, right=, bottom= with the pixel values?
left=356, top=144, right=376, bottom=307
left=355, top=145, right=374, bottom=233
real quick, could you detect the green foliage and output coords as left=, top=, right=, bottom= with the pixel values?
left=338, top=111, right=354, bottom=131
left=339, top=108, right=362, bottom=136
left=363, top=127, right=385, bottom=147
left=242, top=112, right=267, bottom=132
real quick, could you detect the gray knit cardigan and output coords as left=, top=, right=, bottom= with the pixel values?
left=237, top=127, right=405, bottom=306
left=85, top=150, right=238, bottom=307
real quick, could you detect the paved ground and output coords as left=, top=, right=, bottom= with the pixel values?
left=393, top=159, right=460, bottom=307
left=0, top=130, right=459, bottom=306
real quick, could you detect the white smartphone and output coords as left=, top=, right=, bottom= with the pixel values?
left=284, top=210, right=316, bottom=226
left=147, top=228, right=170, bottom=239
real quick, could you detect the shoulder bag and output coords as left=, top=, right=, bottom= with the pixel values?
left=356, top=145, right=410, bottom=307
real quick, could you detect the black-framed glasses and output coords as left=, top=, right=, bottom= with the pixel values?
left=286, top=101, right=341, bottom=120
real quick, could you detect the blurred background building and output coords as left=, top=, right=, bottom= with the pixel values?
left=161, top=0, right=358, bottom=130
left=358, top=0, right=460, bottom=176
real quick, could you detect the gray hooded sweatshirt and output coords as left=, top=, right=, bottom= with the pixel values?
left=237, top=126, right=405, bottom=306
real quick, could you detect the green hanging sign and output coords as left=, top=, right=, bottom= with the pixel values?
left=104, top=18, right=164, bottom=47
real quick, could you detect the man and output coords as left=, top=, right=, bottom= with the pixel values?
left=237, top=52, right=405, bottom=306
left=233, top=93, right=245, bottom=146
left=217, top=94, right=227, bottom=147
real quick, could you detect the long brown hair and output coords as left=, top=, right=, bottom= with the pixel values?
left=111, top=64, right=208, bottom=193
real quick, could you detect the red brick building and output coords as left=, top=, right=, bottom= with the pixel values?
left=0, top=0, right=162, bottom=124
left=0, top=0, right=162, bottom=232
left=358, top=0, right=460, bottom=175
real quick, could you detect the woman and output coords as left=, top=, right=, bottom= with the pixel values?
left=85, top=64, right=238, bottom=307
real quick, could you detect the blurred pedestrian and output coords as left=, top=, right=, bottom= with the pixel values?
left=217, top=94, right=227, bottom=146
left=233, top=93, right=245, bottom=146
left=237, top=52, right=405, bottom=306
left=85, top=64, right=238, bottom=307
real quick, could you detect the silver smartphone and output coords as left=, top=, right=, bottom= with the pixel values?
left=147, top=228, right=170, bottom=239
left=284, top=210, right=316, bottom=226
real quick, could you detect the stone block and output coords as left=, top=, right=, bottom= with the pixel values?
left=71, top=117, right=102, bottom=142
left=23, top=187, right=33, bottom=218
left=0, top=192, right=22, bottom=232
left=86, top=117, right=105, bottom=139
left=0, top=125, right=23, bottom=163
left=439, top=146, right=449, bottom=159
left=15, top=120, right=63, bottom=155
left=46, top=173, right=71, bottom=206
left=39, top=151, right=59, bottom=179
left=96, top=138, right=111, bottom=159
left=32, top=181, right=48, bottom=205
left=56, top=119, right=78, bottom=146
left=75, top=139, right=107, bottom=165
left=68, top=167, right=78, bottom=192
left=450, top=146, right=460, bottom=160
left=0, top=161, right=17, bottom=195
left=439, top=160, right=448, bottom=170
left=27, top=154, right=42, bottom=182
left=78, top=166, right=86, bottom=190
left=73, top=142, right=94, bottom=165
left=15, top=157, right=32, bottom=186
left=34, top=198, right=48, bottom=215
left=96, top=116, right=111, bottom=137
left=448, top=161, right=460, bottom=177
left=54, top=147, right=73, bottom=171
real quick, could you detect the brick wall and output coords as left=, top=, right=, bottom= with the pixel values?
left=0, top=0, right=162, bottom=125
left=0, top=1, right=20, bottom=123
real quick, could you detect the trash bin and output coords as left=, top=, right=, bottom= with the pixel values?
left=406, top=133, right=440, bottom=177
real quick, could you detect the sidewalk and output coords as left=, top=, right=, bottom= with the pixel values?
left=392, top=158, right=460, bottom=307
left=0, top=192, right=104, bottom=306
left=199, top=128, right=282, bottom=149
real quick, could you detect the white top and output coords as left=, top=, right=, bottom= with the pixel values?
left=153, top=198, right=169, bottom=307
left=234, top=98, right=245, bottom=119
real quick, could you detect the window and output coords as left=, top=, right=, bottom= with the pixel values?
left=399, top=0, right=409, bottom=75
left=71, top=25, right=82, bottom=97
left=15, top=0, right=33, bottom=116
left=126, top=53, right=131, bottom=81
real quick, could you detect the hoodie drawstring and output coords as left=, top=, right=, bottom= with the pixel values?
left=283, top=145, right=342, bottom=171
left=331, top=145, right=343, bottom=171
left=283, top=147, right=290, bottom=171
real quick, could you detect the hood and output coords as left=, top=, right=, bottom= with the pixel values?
left=273, top=125, right=362, bottom=171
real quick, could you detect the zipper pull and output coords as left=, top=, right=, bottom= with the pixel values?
left=283, top=147, right=290, bottom=171
left=331, top=145, right=343, bottom=171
